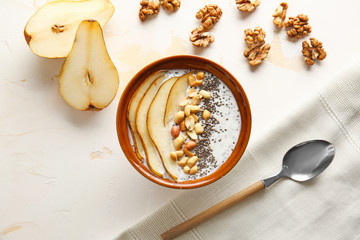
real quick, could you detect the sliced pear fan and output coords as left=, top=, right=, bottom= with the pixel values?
left=148, top=77, right=179, bottom=182
left=164, top=72, right=194, bottom=126
left=135, top=75, right=167, bottom=177
left=127, top=71, right=165, bottom=160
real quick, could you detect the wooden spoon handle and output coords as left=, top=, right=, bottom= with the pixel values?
left=161, top=180, right=265, bottom=240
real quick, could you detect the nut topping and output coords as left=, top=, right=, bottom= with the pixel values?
left=185, top=116, right=195, bottom=131
left=184, top=140, right=197, bottom=150
left=203, top=109, right=211, bottom=121
left=199, top=90, right=211, bottom=99
left=187, top=129, right=197, bottom=140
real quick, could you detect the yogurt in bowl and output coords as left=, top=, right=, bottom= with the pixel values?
left=116, top=55, right=251, bottom=189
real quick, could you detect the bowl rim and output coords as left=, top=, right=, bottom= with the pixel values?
left=116, top=55, right=251, bottom=189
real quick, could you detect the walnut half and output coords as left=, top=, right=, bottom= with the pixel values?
left=236, top=0, right=261, bottom=12
left=284, top=14, right=312, bottom=38
left=139, top=0, right=160, bottom=21
left=302, top=38, right=327, bottom=65
left=244, top=27, right=271, bottom=66
left=272, top=2, right=288, bottom=28
left=160, top=0, right=181, bottom=12
left=195, top=4, right=222, bottom=30
left=189, top=26, right=215, bottom=48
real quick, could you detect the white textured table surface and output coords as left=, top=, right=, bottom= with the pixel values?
left=1, top=0, right=360, bottom=239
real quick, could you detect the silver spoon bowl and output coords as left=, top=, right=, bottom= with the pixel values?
left=263, top=140, right=335, bottom=187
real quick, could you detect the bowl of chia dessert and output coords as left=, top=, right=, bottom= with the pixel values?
left=117, top=55, right=251, bottom=189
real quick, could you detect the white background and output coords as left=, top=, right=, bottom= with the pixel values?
left=1, top=0, right=360, bottom=239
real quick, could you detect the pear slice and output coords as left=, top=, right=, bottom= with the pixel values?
left=148, top=77, right=179, bottom=182
left=164, top=71, right=194, bottom=125
left=59, top=20, right=119, bottom=111
left=127, top=71, right=165, bottom=160
left=24, top=0, right=115, bottom=58
left=136, top=75, right=167, bottom=177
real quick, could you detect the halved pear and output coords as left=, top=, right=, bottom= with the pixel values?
left=59, top=20, right=119, bottom=111
left=148, top=77, right=179, bottom=182
left=24, top=0, right=115, bottom=58
left=127, top=71, right=165, bottom=161
left=136, top=75, right=167, bottom=177
left=164, top=71, right=194, bottom=125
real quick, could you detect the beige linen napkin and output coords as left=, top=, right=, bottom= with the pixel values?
left=116, top=63, right=360, bottom=240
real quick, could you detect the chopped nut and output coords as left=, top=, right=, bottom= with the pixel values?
left=244, top=27, right=271, bottom=66
left=179, top=96, right=189, bottom=107
left=199, top=90, right=211, bottom=99
left=175, top=150, right=184, bottom=158
left=188, top=74, right=196, bottom=86
left=194, top=123, right=204, bottom=135
left=272, top=2, right=288, bottom=28
left=139, top=0, right=160, bottom=21
left=178, top=157, right=188, bottom=167
left=196, top=4, right=222, bottom=30
left=190, top=26, right=215, bottom=48
left=184, top=147, right=194, bottom=156
left=191, top=94, right=202, bottom=105
left=184, top=140, right=197, bottom=150
left=184, top=105, right=191, bottom=116
left=190, top=105, right=200, bottom=113
left=185, top=116, right=195, bottom=131
left=284, top=14, right=312, bottom=39
left=188, top=88, right=197, bottom=97
left=192, top=80, right=203, bottom=87
left=171, top=125, right=180, bottom=138
left=189, top=165, right=198, bottom=175
left=170, top=152, right=177, bottom=161
left=191, top=114, right=198, bottom=122
left=183, top=165, right=190, bottom=174
left=173, top=135, right=184, bottom=150
left=160, top=0, right=180, bottom=12
left=174, top=111, right=185, bottom=124
left=187, top=129, right=197, bottom=140
left=236, top=0, right=260, bottom=12
left=179, top=121, right=186, bottom=131
left=302, top=38, right=327, bottom=65
left=203, top=109, right=211, bottom=121
left=187, top=156, right=198, bottom=167
left=196, top=72, right=205, bottom=80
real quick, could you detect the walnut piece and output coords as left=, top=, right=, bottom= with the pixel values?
left=139, top=0, right=160, bottom=21
left=302, top=38, right=327, bottom=65
left=272, top=2, right=288, bottom=28
left=190, top=26, right=215, bottom=48
left=195, top=4, right=222, bottom=30
left=243, top=27, right=271, bottom=66
left=284, top=14, right=312, bottom=38
left=160, top=0, right=180, bottom=12
left=236, top=0, right=260, bottom=12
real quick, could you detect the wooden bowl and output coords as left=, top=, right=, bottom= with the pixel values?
left=116, top=55, right=251, bottom=189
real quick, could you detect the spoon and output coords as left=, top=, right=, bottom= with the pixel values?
left=161, top=140, right=335, bottom=240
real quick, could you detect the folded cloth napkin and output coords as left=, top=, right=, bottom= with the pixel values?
left=116, top=63, right=360, bottom=240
